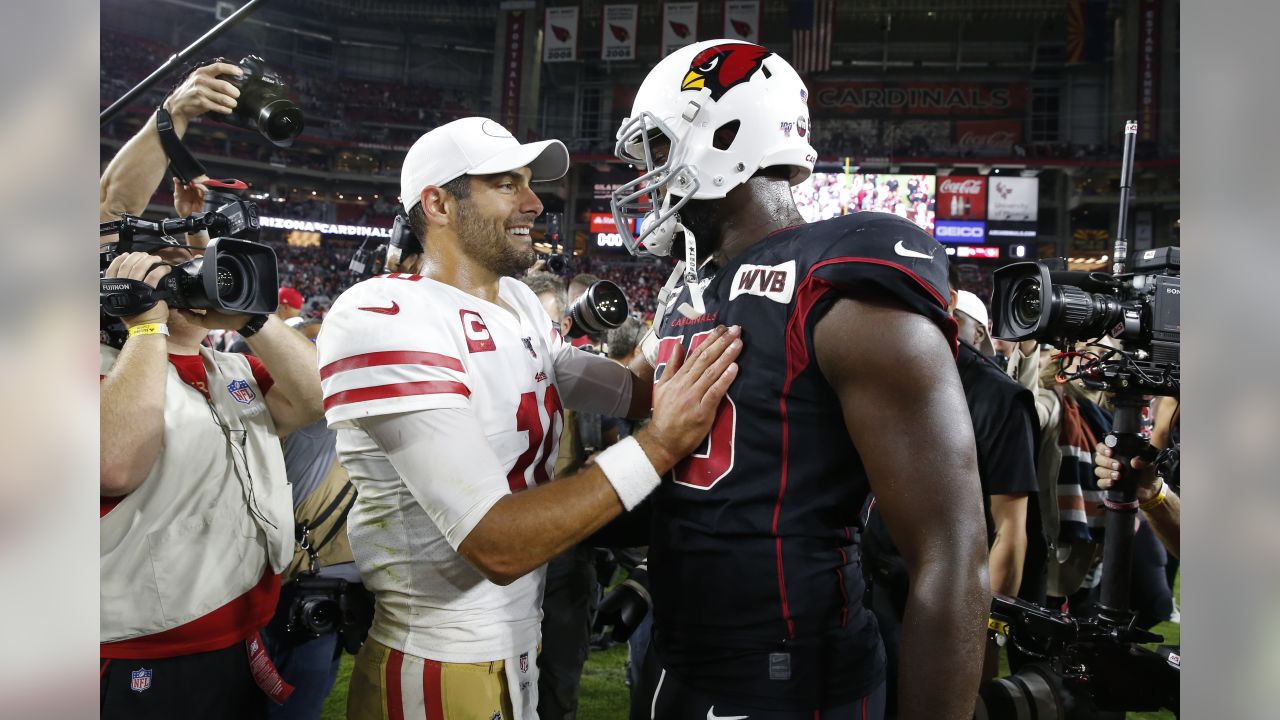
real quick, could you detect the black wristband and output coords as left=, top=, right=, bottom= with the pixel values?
left=238, top=314, right=269, bottom=338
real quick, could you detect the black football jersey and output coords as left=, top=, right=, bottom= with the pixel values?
left=647, top=211, right=955, bottom=707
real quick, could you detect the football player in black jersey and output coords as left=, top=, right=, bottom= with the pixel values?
left=609, top=40, right=990, bottom=720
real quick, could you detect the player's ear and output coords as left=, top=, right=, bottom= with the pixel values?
left=421, top=186, right=453, bottom=227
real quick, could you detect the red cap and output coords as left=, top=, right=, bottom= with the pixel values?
left=278, top=287, right=304, bottom=310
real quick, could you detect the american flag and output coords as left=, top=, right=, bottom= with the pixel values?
left=790, top=0, right=835, bottom=75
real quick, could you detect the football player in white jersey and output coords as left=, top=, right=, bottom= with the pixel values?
left=318, top=117, right=742, bottom=720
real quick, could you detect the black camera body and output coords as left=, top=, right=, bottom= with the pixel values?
left=99, top=200, right=278, bottom=341
left=284, top=574, right=374, bottom=654
left=218, top=55, right=304, bottom=147
left=991, top=247, right=1179, bottom=396
left=980, top=594, right=1180, bottom=719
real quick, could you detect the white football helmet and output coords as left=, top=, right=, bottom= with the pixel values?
left=611, top=40, right=816, bottom=257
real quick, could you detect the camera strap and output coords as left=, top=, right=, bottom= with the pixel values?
left=154, top=107, right=208, bottom=185
left=293, top=479, right=357, bottom=577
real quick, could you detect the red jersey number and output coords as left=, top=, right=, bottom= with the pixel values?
left=654, top=332, right=737, bottom=491
left=506, top=385, right=563, bottom=492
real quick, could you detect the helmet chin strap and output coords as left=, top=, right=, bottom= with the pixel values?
left=673, top=223, right=706, bottom=320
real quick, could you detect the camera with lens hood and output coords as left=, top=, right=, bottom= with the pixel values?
left=99, top=195, right=278, bottom=347
left=990, top=247, right=1179, bottom=397
left=566, top=280, right=628, bottom=339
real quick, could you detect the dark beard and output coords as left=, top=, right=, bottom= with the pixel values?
left=456, top=199, right=535, bottom=278
left=673, top=197, right=722, bottom=263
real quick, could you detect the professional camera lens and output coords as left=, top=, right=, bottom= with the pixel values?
left=221, top=56, right=305, bottom=147
left=215, top=253, right=253, bottom=307
left=1010, top=277, right=1043, bottom=329
left=298, top=596, right=341, bottom=635
left=256, top=100, right=304, bottom=145
left=567, top=280, right=629, bottom=339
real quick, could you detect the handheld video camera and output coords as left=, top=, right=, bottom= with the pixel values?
left=99, top=194, right=279, bottom=346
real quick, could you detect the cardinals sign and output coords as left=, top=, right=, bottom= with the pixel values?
left=662, top=2, right=699, bottom=57
left=722, top=0, right=760, bottom=44
left=543, top=6, right=578, bottom=63
left=602, top=4, right=638, bottom=61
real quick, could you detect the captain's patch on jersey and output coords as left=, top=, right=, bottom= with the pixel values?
left=729, top=259, right=796, bottom=304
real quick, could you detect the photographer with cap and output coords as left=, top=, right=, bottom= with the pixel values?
left=99, top=63, right=326, bottom=717
left=318, top=117, right=741, bottom=720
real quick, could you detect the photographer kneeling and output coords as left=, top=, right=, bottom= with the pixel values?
left=100, top=244, right=324, bottom=719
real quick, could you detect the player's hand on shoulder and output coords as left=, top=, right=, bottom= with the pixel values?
left=637, top=325, right=741, bottom=470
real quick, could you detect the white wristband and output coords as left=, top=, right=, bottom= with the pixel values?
left=595, top=436, right=662, bottom=511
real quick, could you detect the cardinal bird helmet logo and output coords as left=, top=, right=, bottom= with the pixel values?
left=680, top=42, right=772, bottom=101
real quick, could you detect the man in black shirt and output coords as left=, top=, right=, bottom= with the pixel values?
left=611, top=40, right=989, bottom=720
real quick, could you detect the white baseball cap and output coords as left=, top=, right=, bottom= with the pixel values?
left=400, top=117, right=570, bottom=212
left=954, top=289, right=990, bottom=328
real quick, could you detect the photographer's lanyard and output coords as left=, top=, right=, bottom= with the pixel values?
left=154, top=107, right=209, bottom=185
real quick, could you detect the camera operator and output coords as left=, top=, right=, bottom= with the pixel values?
left=99, top=75, right=325, bottom=714
left=1094, top=398, right=1181, bottom=558
left=99, top=242, right=325, bottom=719
left=100, top=61, right=244, bottom=230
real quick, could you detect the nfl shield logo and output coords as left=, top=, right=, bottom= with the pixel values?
left=519, top=653, right=529, bottom=673
left=130, top=668, right=152, bottom=693
left=227, top=379, right=256, bottom=404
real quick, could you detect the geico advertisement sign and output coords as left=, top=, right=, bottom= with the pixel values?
left=934, top=220, right=986, bottom=243
left=987, top=176, right=1039, bottom=222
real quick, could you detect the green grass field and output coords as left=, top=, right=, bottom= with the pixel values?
left=320, top=576, right=1180, bottom=719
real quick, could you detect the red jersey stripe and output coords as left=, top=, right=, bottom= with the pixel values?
left=386, top=648, right=405, bottom=720
left=324, top=381, right=471, bottom=412
left=319, top=350, right=465, bottom=380
left=424, top=658, right=444, bottom=720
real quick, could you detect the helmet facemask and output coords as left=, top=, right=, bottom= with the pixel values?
left=611, top=111, right=700, bottom=258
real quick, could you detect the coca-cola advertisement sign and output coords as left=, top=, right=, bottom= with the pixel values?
left=936, top=176, right=987, bottom=220
left=953, top=119, right=1024, bottom=154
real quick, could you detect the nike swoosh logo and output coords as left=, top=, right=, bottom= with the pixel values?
left=707, top=707, right=749, bottom=720
left=894, top=240, right=934, bottom=260
left=358, top=301, right=400, bottom=315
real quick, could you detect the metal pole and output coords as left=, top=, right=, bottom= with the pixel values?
left=1098, top=395, right=1147, bottom=616
left=1112, top=120, right=1138, bottom=274
left=100, top=0, right=272, bottom=126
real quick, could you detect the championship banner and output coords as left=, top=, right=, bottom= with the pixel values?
left=662, top=2, right=699, bottom=56
left=501, top=10, right=526, bottom=130
left=1136, top=0, right=1161, bottom=142
left=809, top=81, right=1028, bottom=116
left=953, top=119, right=1024, bottom=155
left=987, top=176, right=1039, bottom=223
left=936, top=176, right=987, bottom=221
left=722, top=1, right=760, bottom=43
left=602, top=4, right=639, bottom=62
left=544, top=6, right=579, bottom=63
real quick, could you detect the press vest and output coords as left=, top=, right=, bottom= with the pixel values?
left=100, top=345, right=293, bottom=642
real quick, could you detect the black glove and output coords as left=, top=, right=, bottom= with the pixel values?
left=593, top=563, right=651, bottom=642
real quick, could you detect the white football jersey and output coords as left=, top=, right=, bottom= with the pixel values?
left=318, top=272, right=570, bottom=662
